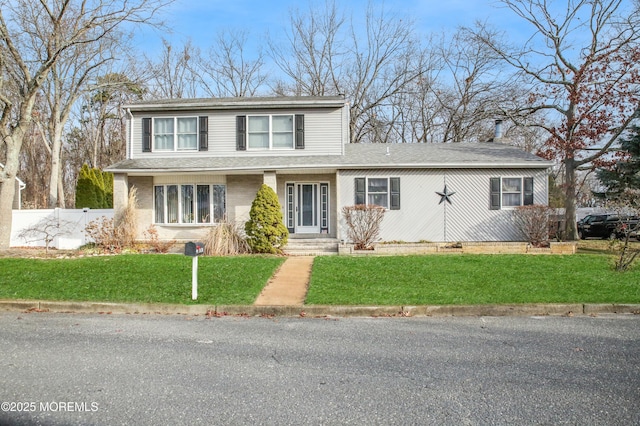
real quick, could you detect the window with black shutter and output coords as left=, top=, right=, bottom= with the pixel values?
left=199, top=116, right=208, bottom=151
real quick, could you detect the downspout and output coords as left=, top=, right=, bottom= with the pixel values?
left=126, top=108, right=133, bottom=159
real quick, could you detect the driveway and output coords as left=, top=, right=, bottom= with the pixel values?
left=1, top=312, right=639, bottom=425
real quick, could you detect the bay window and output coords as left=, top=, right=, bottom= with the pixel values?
left=154, top=184, right=226, bottom=224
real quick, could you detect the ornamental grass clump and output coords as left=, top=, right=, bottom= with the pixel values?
left=204, top=219, right=250, bottom=256
left=245, top=184, right=288, bottom=254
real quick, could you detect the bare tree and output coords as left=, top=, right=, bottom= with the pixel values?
left=0, top=0, right=172, bottom=250
left=473, top=0, right=640, bottom=240
left=270, top=1, right=424, bottom=143
left=343, top=4, right=424, bottom=144
left=433, top=29, right=507, bottom=143
left=268, top=0, right=345, bottom=97
left=38, top=25, right=133, bottom=208
left=17, top=216, right=75, bottom=254
left=197, top=29, right=268, bottom=97
left=144, top=38, right=200, bottom=99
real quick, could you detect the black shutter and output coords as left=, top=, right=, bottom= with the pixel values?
left=142, top=117, right=152, bottom=152
left=355, top=178, right=365, bottom=205
left=523, top=177, right=534, bottom=205
left=390, top=177, right=400, bottom=210
left=295, top=114, right=304, bottom=149
left=199, top=116, right=208, bottom=151
left=490, top=177, right=500, bottom=210
left=236, top=116, right=246, bottom=151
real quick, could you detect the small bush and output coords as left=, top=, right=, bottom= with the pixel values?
left=84, top=216, right=123, bottom=253
left=512, top=205, right=552, bottom=247
left=84, top=187, right=139, bottom=253
left=203, top=220, right=250, bottom=256
left=142, top=225, right=175, bottom=253
left=245, top=184, right=288, bottom=254
left=342, top=204, right=386, bottom=250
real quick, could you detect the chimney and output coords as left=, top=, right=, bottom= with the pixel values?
left=494, top=119, right=503, bottom=139
left=487, top=119, right=510, bottom=144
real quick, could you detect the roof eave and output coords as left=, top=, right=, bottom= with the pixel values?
left=107, top=161, right=553, bottom=174
left=124, top=97, right=346, bottom=113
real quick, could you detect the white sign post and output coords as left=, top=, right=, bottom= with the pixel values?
left=192, top=256, right=198, bottom=300
left=184, top=242, right=204, bottom=301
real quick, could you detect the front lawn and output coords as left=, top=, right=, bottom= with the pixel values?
left=306, top=254, right=640, bottom=305
left=0, top=255, right=284, bottom=305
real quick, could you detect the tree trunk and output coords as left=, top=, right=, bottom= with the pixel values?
left=48, top=121, right=64, bottom=207
left=0, top=138, right=22, bottom=250
left=564, top=158, right=578, bottom=241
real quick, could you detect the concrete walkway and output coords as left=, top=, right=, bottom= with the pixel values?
left=254, top=256, right=314, bottom=306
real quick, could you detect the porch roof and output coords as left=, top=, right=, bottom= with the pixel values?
left=106, top=142, right=553, bottom=174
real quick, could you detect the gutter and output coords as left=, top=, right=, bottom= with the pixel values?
left=106, top=162, right=554, bottom=174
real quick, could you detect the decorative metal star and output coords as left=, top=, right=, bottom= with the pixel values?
left=436, top=185, right=456, bottom=205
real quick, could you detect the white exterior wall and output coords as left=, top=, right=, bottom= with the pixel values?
left=129, top=107, right=345, bottom=159
left=338, top=168, right=549, bottom=242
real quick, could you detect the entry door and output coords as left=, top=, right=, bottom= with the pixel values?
left=297, top=183, right=319, bottom=234
left=286, top=183, right=329, bottom=234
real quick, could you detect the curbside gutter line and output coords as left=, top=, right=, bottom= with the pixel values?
left=1, top=300, right=639, bottom=318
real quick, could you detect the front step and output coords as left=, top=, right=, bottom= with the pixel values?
left=284, top=238, right=339, bottom=256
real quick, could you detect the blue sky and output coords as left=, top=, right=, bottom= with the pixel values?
left=136, top=0, right=525, bottom=57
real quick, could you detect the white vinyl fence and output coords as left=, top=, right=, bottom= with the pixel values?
left=11, top=208, right=114, bottom=249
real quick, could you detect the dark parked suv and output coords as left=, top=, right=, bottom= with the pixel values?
left=577, top=214, right=639, bottom=240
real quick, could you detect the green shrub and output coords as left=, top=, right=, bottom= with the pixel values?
left=75, top=164, right=114, bottom=209
left=245, top=184, right=288, bottom=254
left=75, top=164, right=98, bottom=209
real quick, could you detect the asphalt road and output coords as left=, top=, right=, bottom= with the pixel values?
left=0, top=312, right=638, bottom=425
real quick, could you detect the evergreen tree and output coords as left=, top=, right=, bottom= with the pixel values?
left=91, top=167, right=106, bottom=208
left=75, top=164, right=98, bottom=209
left=596, top=125, right=640, bottom=201
left=74, top=165, right=114, bottom=209
left=245, top=184, right=288, bottom=254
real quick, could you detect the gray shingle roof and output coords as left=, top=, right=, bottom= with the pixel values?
left=124, top=96, right=346, bottom=112
left=106, top=142, right=553, bottom=173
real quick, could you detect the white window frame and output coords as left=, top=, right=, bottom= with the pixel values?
left=356, top=177, right=392, bottom=209
left=366, top=178, right=389, bottom=209
left=154, top=184, right=226, bottom=225
left=491, top=177, right=533, bottom=210
left=501, top=177, right=523, bottom=208
left=247, top=114, right=294, bottom=150
left=152, top=117, right=199, bottom=152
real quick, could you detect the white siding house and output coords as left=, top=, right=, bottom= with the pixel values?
left=107, top=96, right=554, bottom=248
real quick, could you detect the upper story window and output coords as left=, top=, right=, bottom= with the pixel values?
left=248, top=115, right=294, bottom=149
left=154, top=117, right=197, bottom=151
left=142, top=116, right=208, bottom=153
left=490, top=177, right=534, bottom=209
left=237, top=114, right=304, bottom=151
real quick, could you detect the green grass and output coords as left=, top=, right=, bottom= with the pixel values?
left=306, top=254, right=640, bottom=305
left=0, top=255, right=284, bottom=305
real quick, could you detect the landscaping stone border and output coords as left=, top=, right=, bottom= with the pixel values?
left=338, top=241, right=577, bottom=255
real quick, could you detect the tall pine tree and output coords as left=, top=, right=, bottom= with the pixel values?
left=596, top=125, right=640, bottom=201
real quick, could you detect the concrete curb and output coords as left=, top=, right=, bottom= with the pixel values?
left=1, top=300, right=639, bottom=317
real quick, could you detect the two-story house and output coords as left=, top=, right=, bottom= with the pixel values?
left=106, top=96, right=553, bottom=250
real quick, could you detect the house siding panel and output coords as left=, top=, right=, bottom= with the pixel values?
left=130, top=107, right=344, bottom=159
left=338, top=168, right=548, bottom=243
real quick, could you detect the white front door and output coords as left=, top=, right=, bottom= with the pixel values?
left=286, top=182, right=329, bottom=234
left=296, top=183, right=319, bottom=234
